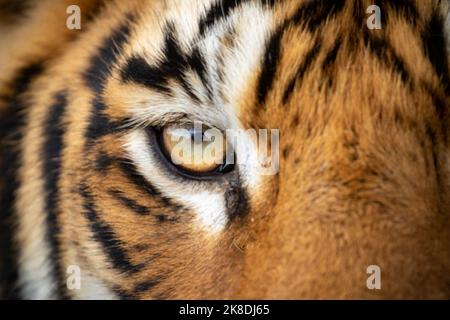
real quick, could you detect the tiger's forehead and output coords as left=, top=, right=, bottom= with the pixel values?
left=99, top=0, right=448, bottom=137
left=108, top=0, right=279, bottom=130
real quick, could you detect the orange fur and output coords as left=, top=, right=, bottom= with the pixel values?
left=0, top=0, right=449, bottom=299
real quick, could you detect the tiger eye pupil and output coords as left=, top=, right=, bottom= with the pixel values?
left=191, top=128, right=203, bottom=144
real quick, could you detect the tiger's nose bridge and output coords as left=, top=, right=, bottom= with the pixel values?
left=240, top=140, right=441, bottom=299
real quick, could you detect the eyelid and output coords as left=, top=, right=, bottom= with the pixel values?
left=128, top=110, right=229, bottom=134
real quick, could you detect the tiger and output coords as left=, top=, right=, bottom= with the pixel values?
left=0, top=0, right=449, bottom=300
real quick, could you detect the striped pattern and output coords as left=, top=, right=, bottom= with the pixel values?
left=0, top=0, right=449, bottom=299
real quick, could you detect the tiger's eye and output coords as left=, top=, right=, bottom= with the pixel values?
left=161, top=123, right=228, bottom=174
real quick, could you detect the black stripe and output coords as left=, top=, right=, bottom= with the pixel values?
left=352, top=0, right=366, bottom=31
left=425, top=121, right=441, bottom=180
left=421, top=80, right=448, bottom=143
left=112, top=286, right=136, bottom=300
left=84, top=1, right=107, bottom=23
left=42, top=91, right=70, bottom=299
left=321, top=37, right=342, bottom=88
left=107, top=189, right=150, bottom=216
left=120, top=55, right=171, bottom=94
left=120, top=24, right=203, bottom=102
left=225, top=172, right=249, bottom=221
left=85, top=96, right=131, bottom=142
left=253, top=32, right=287, bottom=105
left=257, top=25, right=284, bottom=104
left=158, top=24, right=199, bottom=101
left=0, top=62, right=43, bottom=299
left=1, top=63, right=43, bottom=105
left=117, top=160, right=160, bottom=197
left=0, top=0, right=32, bottom=22
left=422, top=12, right=450, bottom=94
left=84, top=15, right=134, bottom=144
left=133, top=279, right=161, bottom=294
left=322, top=37, right=342, bottom=71
left=283, top=41, right=322, bottom=103
left=365, top=35, right=411, bottom=84
left=199, top=0, right=277, bottom=36
left=79, top=184, right=143, bottom=274
left=290, top=0, right=346, bottom=33
left=375, top=0, right=419, bottom=25
left=389, top=0, right=418, bottom=22
left=86, top=97, right=111, bottom=141
left=199, top=0, right=246, bottom=36
left=95, top=152, right=113, bottom=173
left=84, top=15, right=134, bottom=94
left=117, top=159, right=184, bottom=215
left=256, top=0, right=345, bottom=105
left=187, top=47, right=212, bottom=99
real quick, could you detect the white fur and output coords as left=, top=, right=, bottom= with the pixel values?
left=72, top=272, right=117, bottom=300
left=124, top=130, right=229, bottom=233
